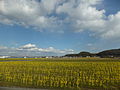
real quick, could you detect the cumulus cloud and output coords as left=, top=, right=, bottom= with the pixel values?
left=0, top=0, right=63, bottom=31
left=0, top=44, right=74, bottom=56
left=19, top=43, right=37, bottom=49
left=0, top=0, right=120, bottom=39
left=101, top=12, right=120, bottom=39
left=56, top=0, right=105, bottom=32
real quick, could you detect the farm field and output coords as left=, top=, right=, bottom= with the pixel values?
left=0, top=58, right=120, bottom=90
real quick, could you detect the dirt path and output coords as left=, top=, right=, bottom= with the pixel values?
left=0, top=60, right=32, bottom=62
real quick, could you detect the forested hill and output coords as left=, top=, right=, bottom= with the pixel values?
left=65, top=49, right=120, bottom=58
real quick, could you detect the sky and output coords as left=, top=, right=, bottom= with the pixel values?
left=0, top=0, right=120, bottom=56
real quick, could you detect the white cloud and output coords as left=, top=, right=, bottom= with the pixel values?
left=20, top=43, right=36, bottom=49
left=0, top=44, right=74, bottom=56
left=0, top=0, right=120, bottom=39
left=101, top=12, right=120, bottom=39
left=0, top=0, right=63, bottom=31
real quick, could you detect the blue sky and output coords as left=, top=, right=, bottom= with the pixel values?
left=0, top=0, right=120, bottom=56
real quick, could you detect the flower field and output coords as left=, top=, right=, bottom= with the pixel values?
left=0, top=58, right=120, bottom=89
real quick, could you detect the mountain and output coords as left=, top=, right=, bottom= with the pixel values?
left=97, top=49, right=120, bottom=58
left=65, top=49, right=120, bottom=58
left=65, top=51, right=97, bottom=57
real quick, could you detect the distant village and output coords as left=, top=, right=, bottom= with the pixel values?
left=0, top=55, right=61, bottom=59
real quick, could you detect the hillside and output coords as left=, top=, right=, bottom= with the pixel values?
left=65, top=49, right=120, bottom=58
left=97, top=49, right=120, bottom=57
